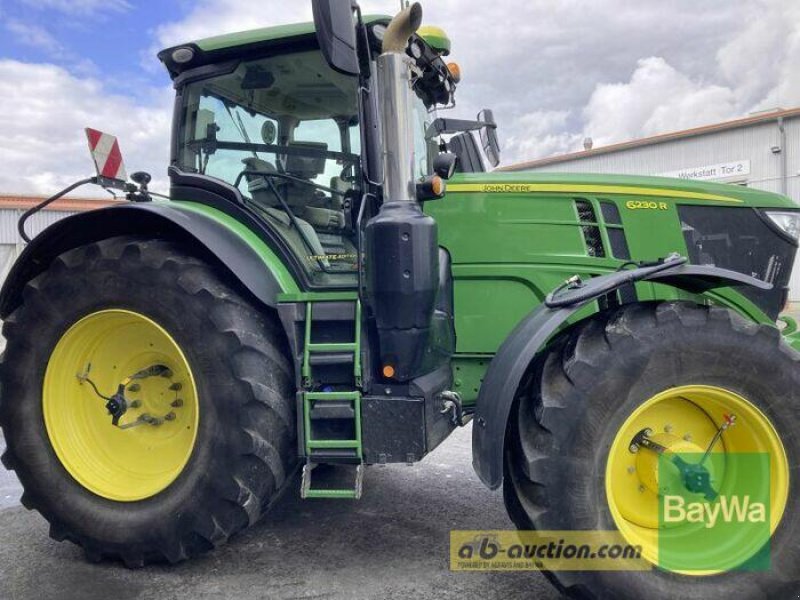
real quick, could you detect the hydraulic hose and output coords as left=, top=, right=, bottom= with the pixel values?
left=18, top=177, right=95, bottom=243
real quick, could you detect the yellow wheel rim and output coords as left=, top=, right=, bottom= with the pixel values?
left=43, top=310, right=199, bottom=501
left=605, top=385, right=789, bottom=574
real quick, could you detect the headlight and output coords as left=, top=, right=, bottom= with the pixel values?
left=765, top=211, right=800, bottom=241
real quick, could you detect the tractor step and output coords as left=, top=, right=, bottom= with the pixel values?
left=301, top=460, right=364, bottom=499
left=295, top=299, right=365, bottom=499
left=308, top=352, right=356, bottom=367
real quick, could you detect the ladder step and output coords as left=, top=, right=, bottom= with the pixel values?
left=307, top=440, right=360, bottom=449
left=301, top=461, right=363, bottom=500
left=305, top=391, right=360, bottom=401
left=309, top=449, right=361, bottom=462
left=307, top=342, right=357, bottom=353
left=303, top=489, right=359, bottom=499
left=309, top=400, right=355, bottom=420
left=309, top=352, right=355, bottom=367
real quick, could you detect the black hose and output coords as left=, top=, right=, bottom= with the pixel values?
left=18, top=177, right=95, bottom=243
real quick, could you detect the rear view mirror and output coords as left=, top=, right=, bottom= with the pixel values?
left=312, top=0, right=360, bottom=76
left=478, top=109, right=500, bottom=168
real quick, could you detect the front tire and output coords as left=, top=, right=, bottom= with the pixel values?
left=0, top=236, right=297, bottom=566
left=504, top=302, right=800, bottom=600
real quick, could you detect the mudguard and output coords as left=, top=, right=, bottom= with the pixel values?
left=0, top=202, right=298, bottom=319
left=471, top=257, right=773, bottom=489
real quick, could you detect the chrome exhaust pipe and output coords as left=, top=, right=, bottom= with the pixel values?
left=366, top=2, right=440, bottom=381
left=376, top=2, right=422, bottom=203
left=382, top=2, right=423, bottom=54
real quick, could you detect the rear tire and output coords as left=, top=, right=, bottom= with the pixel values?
left=0, top=236, right=297, bottom=566
left=504, top=301, right=800, bottom=600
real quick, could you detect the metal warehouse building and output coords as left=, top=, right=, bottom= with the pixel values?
left=502, top=106, right=800, bottom=304
left=0, top=196, right=118, bottom=284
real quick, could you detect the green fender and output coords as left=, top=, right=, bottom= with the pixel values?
left=471, top=258, right=774, bottom=490
left=0, top=201, right=299, bottom=319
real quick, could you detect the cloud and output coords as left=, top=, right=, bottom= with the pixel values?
left=583, top=57, right=738, bottom=147
left=153, top=0, right=311, bottom=49
left=17, top=0, right=131, bottom=16
left=504, top=110, right=583, bottom=163
left=4, top=19, right=64, bottom=57
left=569, top=0, right=800, bottom=157
left=2, top=0, right=800, bottom=194
left=0, top=60, right=171, bottom=196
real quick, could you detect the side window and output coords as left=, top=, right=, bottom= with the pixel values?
left=294, top=120, right=344, bottom=186
left=412, top=97, right=432, bottom=178
left=177, top=49, right=363, bottom=284
left=194, top=95, right=280, bottom=192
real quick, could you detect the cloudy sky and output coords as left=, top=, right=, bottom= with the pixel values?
left=0, top=0, right=798, bottom=196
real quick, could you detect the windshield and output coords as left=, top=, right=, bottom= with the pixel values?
left=177, top=49, right=362, bottom=279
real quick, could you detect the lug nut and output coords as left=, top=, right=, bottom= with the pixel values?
left=164, top=412, right=176, bottom=421
left=129, top=400, right=141, bottom=409
left=171, top=399, right=183, bottom=408
left=683, top=434, right=692, bottom=442
left=664, top=424, right=673, bottom=433
left=169, top=383, right=182, bottom=391
left=629, top=444, right=639, bottom=453
left=627, top=466, right=635, bottom=474
left=128, top=384, right=141, bottom=392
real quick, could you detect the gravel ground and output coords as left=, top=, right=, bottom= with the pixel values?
left=0, top=425, right=560, bottom=600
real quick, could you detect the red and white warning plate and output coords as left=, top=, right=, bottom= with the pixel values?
left=85, top=128, right=128, bottom=183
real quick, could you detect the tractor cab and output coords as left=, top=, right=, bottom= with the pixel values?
left=162, top=15, right=461, bottom=288
left=174, top=49, right=364, bottom=276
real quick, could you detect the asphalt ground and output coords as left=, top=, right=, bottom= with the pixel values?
left=0, top=425, right=560, bottom=600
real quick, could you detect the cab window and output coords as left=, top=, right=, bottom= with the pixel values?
left=177, top=49, right=362, bottom=283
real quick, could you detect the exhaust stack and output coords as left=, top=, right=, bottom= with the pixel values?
left=365, top=2, right=440, bottom=381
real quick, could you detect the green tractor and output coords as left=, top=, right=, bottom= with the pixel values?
left=1, top=2, right=799, bottom=598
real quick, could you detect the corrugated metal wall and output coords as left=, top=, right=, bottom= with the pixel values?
left=0, top=208, right=79, bottom=290
left=520, top=118, right=799, bottom=199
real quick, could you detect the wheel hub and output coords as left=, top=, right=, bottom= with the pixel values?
left=605, top=385, right=789, bottom=574
left=43, top=310, right=199, bottom=502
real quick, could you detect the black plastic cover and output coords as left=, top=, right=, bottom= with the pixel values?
left=679, top=206, right=796, bottom=319
left=365, top=201, right=439, bottom=380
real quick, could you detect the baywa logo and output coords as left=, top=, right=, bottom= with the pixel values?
left=657, top=452, right=771, bottom=572
left=663, top=494, right=766, bottom=529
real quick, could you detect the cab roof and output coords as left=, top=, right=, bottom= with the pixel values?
left=158, top=15, right=390, bottom=79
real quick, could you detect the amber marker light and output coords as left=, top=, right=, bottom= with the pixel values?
left=447, top=62, right=461, bottom=83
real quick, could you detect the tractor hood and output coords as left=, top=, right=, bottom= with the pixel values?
left=446, top=171, right=798, bottom=210
left=429, top=171, right=799, bottom=322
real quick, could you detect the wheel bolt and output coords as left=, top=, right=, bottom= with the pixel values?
left=171, top=399, right=183, bottom=408
left=129, top=400, right=141, bottom=409
left=169, top=383, right=182, bottom=391
left=664, top=424, right=673, bottom=433
left=128, top=384, right=141, bottom=392
left=683, top=433, right=692, bottom=442
left=164, top=412, right=176, bottom=421
left=629, top=444, right=639, bottom=453
left=627, top=466, right=635, bottom=474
